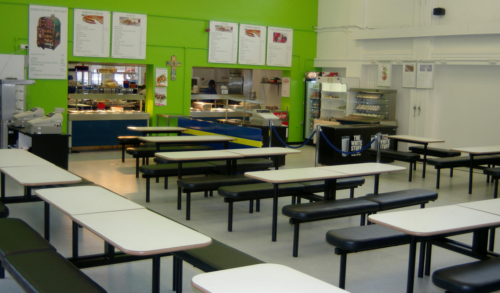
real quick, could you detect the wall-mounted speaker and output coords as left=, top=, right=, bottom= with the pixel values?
left=433, top=8, right=445, bottom=16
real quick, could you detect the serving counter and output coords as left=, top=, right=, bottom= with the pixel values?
left=68, top=111, right=150, bottom=148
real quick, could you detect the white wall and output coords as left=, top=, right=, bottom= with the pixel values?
left=315, top=0, right=500, bottom=148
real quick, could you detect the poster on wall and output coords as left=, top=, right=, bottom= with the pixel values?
left=402, top=62, right=417, bottom=88
left=416, top=62, right=434, bottom=89
left=238, top=24, right=266, bottom=65
left=154, top=87, right=167, bottom=106
left=208, top=21, right=238, bottom=64
left=73, top=9, right=110, bottom=58
left=377, top=62, right=391, bottom=87
left=155, top=68, right=168, bottom=87
left=111, top=12, right=147, bottom=59
left=281, top=77, right=291, bottom=97
left=266, top=27, right=293, bottom=67
left=28, top=5, right=68, bottom=79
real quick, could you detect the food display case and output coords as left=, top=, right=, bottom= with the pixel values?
left=347, top=88, right=397, bottom=123
left=190, top=94, right=262, bottom=123
left=304, top=79, right=320, bottom=140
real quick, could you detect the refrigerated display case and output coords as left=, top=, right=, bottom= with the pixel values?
left=317, top=77, right=359, bottom=122
left=304, top=78, right=321, bottom=140
left=347, top=88, right=397, bottom=123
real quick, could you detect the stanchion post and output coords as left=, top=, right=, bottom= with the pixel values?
left=376, top=132, right=382, bottom=163
left=315, top=125, right=321, bottom=167
left=268, top=120, right=273, bottom=148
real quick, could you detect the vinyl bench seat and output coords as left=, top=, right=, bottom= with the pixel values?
left=366, top=149, right=420, bottom=181
left=409, top=146, right=461, bottom=158
left=428, top=155, right=500, bottom=189
left=0, top=218, right=105, bottom=293
left=432, top=257, right=500, bottom=293
left=178, top=174, right=262, bottom=220
left=326, top=225, right=412, bottom=289
left=283, top=189, right=437, bottom=257
left=218, top=178, right=366, bottom=232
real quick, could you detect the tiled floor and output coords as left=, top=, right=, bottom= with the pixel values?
left=2, top=146, right=498, bottom=293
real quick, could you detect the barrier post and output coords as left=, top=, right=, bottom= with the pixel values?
left=376, top=132, right=382, bottom=163
left=315, top=125, right=321, bottom=167
left=268, top=120, right=273, bottom=148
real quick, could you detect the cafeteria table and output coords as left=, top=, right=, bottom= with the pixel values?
left=127, top=126, right=186, bottom=136
left=450, top=146, right=500, bottom=194
left=387, top=135, right=444, bottom=178
left=458, top=198, right=500, bottom=251
left=140, top=135, right=236, bottom=151
left=369, top=205, right=500, bottom=293
left=226, top=147, right=301, bottom=170
left=0, top=165, right=81, bottom=203
left=36, top=186, right=144, bottom=243
left=191, top=263, right=348, bottom=293
left=73, top=209, right=211, bottom=293
left=245, top=163, right=406, bottom=241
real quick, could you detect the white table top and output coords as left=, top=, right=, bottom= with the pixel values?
left=139, top=135, right=236, bottom=143
left=245, top=167, right=347, bottom=184
left=156, top=150, right=244, bottom=161
left=320, top=163, right=406, bottom=177
left=191, top=264, right=348, bottom=293
left=127, top=126, right=186, bottom=132
left=450, top=146, right=500, bottom=155
left=386, top=135, right=445, bottom=144
left=369, top=205, right=500, bottom=237
left=73, top=209, right=212, bottom=256
left=36, top=186, right=145, bottom=216
left=458, top=199, right=500, bottom=216
left=0, top=150, right=53, bottom=168
left=0, top=165, right=81, bottom=186
left=226, top=147, right=301, bottom=157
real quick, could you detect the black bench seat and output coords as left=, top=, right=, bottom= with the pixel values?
left=362, top=189, right=438, bottom=210
left=366, top=149, right=419, bottom=181
left=432, top=257, right=500, bottom=293
left=0, top=203, right=8, bottom=218
left=428, top=155, right=500, bottom=189
left=178, top=175, right=262, bottom=220
left=326, top=225, right=412, bottom=289
left=409, top=146, right=461, bottom=158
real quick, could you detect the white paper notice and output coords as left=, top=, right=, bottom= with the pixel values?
left=238, top=24, right=266, bottom=65
left=281, top=77, right=290, bottom=97
left=73, top=9, right=110, bottom=58
left=155, top=87, right=167, bottom=106
left=208, top=21, right=238, bottom=64
left=266, top=27, right=293, bottom=67
left=155, top=68, right=168, bottom=87
left=111, top=12, right=147, bottom=59
left=417, top=62, right=434, bottom=89
left=29, top=5, right=68, bottom=79
left=402, top=62, right=416, bottom=88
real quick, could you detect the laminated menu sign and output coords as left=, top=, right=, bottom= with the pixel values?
left=111, top=12, right=147, bottom=59
left=73, top=9, right=110, bottom=58
left=416, top=62, right=434, bottom=89
left=238, top=24, right=266, bottom=65
left=155, top=87, right=167, bottom=106
left=28, top=5, right=68, bottom=79
left=266, top=27, right=293, bottom=67
left=208, top=21, right=238, bottom=64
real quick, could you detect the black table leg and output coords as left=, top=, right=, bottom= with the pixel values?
left=406, top=237, right=417, bottom=293
left=331, top=179, right=337, bottom=200
left=489, top=229, right=496, bottom=252
left=24, top=186, right=31, bottom=198
left=422, top=144, right=428, bottom=178
left=72, top=221, right=79, bottom=258
left=177, top=162, right=183, bottom=210
left=272, top=183, right=279, bottom=242
left=223, top=142, right=228, bottom=149
left=472, top=228, right=489, bottom=255
left=274, top=156, right=279, bottom=170
left=177, top=257, right=183, bottom=293
left=393, top=139, right=399, bottom=151
left=469, top=154, right=474, bottom=194
left=44, top=202, right=50, bottom=241
left=232, top=159, right=237, bottom=175
left=105, top=242, right=115, bottom=260
left=152, top=255, right=160, bottom=293
left=374, top=174, right=380, bottom=194
left=226, top=159, right=231, bottom=175
left=1, top=172, right=4, bottom=200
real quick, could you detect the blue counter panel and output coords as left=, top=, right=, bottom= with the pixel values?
left=71, top=119, right=148, bottom=147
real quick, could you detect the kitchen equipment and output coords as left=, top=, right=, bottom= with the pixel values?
left=36, top=14, right=61, bottom=50
left=193, top=102, right=213, bottom=111
left=249, top=109, right=282, bottom=126
left=12, top=107, right=45, bottom=128
left=25, top=112, right=63, bottom=135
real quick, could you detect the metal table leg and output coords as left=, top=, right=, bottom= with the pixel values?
left=177, top=162, right=183, bottom=210
left=44, top=202, right=50, bottom=241
left=272, top=183, right=279, bottom=242
left=1, top=172, right=5, bottom=200
left=374, top=174, right=380, bottom=194
left=152, top=255, right=160, bottom=293
left=422, top=144, right=428, bottom=178
left=469, top=154, right=474, bottom=194
left=72, top=221, right=79, bottom=258
left=406, top=237, right=417, bottom=293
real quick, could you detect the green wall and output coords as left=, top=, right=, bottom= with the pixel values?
left=0, top=0, right=318, bottom=142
